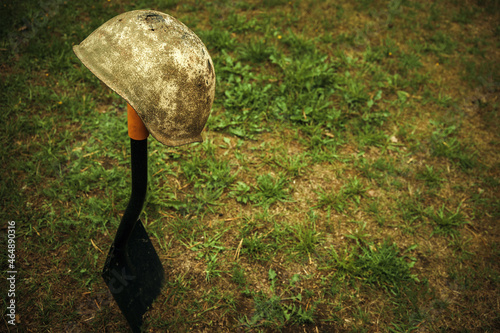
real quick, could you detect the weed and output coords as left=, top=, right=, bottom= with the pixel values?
left=231, top=263, right=247, bottom=287
left=262, top=0, right=288, bottom=8
left=238, top=38, right=275, bottom=63
left=424, top=3, right=441, bottom=29
left=461, top=57, right=499, bottom=88
left=241, top=233, right=275, bottom=262
left=452, top=7, right=477, bottom=25
left=315, top=187, right=348, bottom=213
left=298, top=125, right=342, bottom=162
left=343, top=177, right=368, bottom=203
left=428, top=204, right=468, bottom=236
left=209, top=52, right=271, bottom=138
left=339, top=71, right=370, bottom=111
left=315, top=176, right=368, bottom=213
left=229, top=181, right=252, bottom=204
left=196, top=28, right=237, bottom=52
left=356, top=125, right=389, bottom=147
left=281, top=30, right=317, bottom=57
left=251, top=173, right=292, bottom=207
left=273, top=151, right=308, bottom=177
left=270, top=52, right=338, bottom=126
left=398, top=195, right=426, bottom=234
left=348, top=241, right=419, bottom=291
left=424, top=31, right=458, bottom=63
left=293, top=218, right=320, bottom=257
left=416, top=165, right=444, bottom=189
left=240, top=270, right=314, bottom=328
left=448, top=234, right=474, bottom=259
left=430, top=120, right=477, bottom=170
left=219, top=12, right=256, bottom=33
left=189, top=230, right=228, bottom=281
left=397, top=51, right=423, bottom=75
left=181, top=151, right=235, bottom=190
left=345, top=221, right=371, bottom=245
left=358, top=156, right=394, bottom=180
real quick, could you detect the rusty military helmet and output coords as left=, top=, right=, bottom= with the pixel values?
left=73, top=10, right=215, bottom=146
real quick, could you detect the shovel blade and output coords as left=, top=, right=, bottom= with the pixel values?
left=102, top=219, right=164, bottom=332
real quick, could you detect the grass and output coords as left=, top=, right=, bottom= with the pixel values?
left=1, top=0, right=499, bottom=331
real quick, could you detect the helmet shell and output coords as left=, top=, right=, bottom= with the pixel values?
left=73, top=10, right=215, bottom=146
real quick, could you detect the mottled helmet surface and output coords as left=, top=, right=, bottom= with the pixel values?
left=73, top=10, right=215, bottom=146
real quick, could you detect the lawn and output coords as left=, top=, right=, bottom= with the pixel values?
left=1, top=0, right=499, bottom=332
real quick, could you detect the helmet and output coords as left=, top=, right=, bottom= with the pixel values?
left=73, top=10, right=215, bottom=146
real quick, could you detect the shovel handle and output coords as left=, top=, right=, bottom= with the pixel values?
left=113, top=137, right=148, bottom=251
left=127, top=104, right=149, bottom=140
left=112, top=104, right=149, bottom=251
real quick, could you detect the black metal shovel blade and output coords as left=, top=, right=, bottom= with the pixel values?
left=102, top=219, right=164, bottom=332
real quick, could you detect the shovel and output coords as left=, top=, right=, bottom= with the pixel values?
left=73, top=10, right=215, bottom=330
left=101, top=104, right=164, bottom=332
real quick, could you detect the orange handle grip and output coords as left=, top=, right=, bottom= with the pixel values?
left=127, top=104, right=149, bottom=140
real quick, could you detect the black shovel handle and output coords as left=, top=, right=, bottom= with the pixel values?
left=113, top=138, right=148, bottom=251
left=113, top=104, right=150, bottom=251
